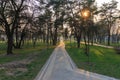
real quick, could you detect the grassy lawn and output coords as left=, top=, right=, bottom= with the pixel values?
left=98, top=42, right=120, bottom=47
left=65, top=41, right=120, bottom=79
left=0, top=42, right=55, bottom=80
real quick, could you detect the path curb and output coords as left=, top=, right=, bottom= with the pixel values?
left=34, top=48, right=57, bottom=80
left=64, top=47, right=77, bottom=69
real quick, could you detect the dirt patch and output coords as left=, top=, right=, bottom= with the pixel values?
left=0, top=52, right=39, bottom=69
left=0, top=59, right=31, bottom=76
left=0, top=58, right=33, bottom=69
left=0, top=53, right=38, bottom=76
left=5, top=68, right=28, bottom=76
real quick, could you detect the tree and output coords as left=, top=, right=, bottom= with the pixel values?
left=99, top=0, right=119, bottom=45
left=0, top=0, right=27, bottom=55
left=66, top=0, right=96, bottom=48
left=65, top=0, right=83, bottom=48
left=45, top=0, right=67, bottom=45
left=64, top=27, right=69, bottom=40
left=13, top=8, right=35, bottom=49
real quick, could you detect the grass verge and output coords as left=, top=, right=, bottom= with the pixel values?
left=0, top=44, right=55, bottom=80
left=66, top=42, right=120, bottom=79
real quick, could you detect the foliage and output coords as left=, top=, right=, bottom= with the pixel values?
left=98, top=0, right=120, bottom=45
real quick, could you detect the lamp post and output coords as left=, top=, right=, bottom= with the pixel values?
left=81, top=8, right=91, bottom=64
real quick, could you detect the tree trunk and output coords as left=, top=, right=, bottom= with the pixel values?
left=15, top=28, right=19, bottom=48
left=53, top=33, right=57, bottom=45
left=18, top=38, right=23, bottom=48
left=7, top=35, right=13, bottom=55
left=46, top=28, right=49, bottom=44
left=108, top=31, right=111, bottom=46
left=33, top=38, right=37, bottom=48
left=52, top=28, right=58, bottom=45
left=77, top=37, right=81, bottom=48
left=75, top=30, right=82, bottom=48
left=14, top=29, right=26, bottom=49
left=53, top=39, right=56, bottom=45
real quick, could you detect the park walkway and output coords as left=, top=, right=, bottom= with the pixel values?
left=34, top=41, right=117, bottom=80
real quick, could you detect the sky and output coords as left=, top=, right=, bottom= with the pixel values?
left=96, top=0, right=120, bottom=9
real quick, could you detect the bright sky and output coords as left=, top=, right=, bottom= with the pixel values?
left=96, top=0, right=120, bottom=9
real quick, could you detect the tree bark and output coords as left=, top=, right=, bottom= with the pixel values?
left=108, top=30, right=111, bottom=46
left=52, top=28, right=58, bottom=45
left=7, top=35, right=13, bottom=55
left=77, top=37, right=81, bottom=48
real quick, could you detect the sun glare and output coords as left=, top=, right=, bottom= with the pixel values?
left=81, top=9, right=90, bottom=19
left=83, top=12, right=89, bottom=17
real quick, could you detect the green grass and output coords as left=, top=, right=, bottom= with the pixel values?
left=0, top=42, right=48, bottom=63
left=65, top=42, right=120, bottom=79
left=0, top=41, right=7, bottom=53
left=0, top=42, right=55, bottom=80
left=98, top=42, right=120, bottom=47
left=0, top=41, right=47, bottom=54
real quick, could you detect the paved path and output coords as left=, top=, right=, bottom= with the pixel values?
left=34, top=41, right=118, bottom=80
left=80, top=42, right=114, bottom=48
